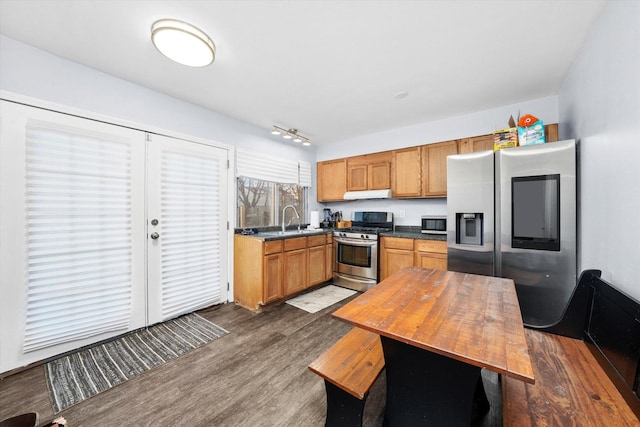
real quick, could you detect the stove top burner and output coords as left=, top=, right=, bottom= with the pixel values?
left=333, top=211, right=394, bottom=239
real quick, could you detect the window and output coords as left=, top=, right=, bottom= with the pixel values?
left=235, top=148, right=311, bottom=229
left=237, top=177, right=306, bottom=228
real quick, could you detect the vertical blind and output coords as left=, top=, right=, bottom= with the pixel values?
left=23, top=123, right=133, bottom=352
left=160, top=148, right=222, bottom=319
left=236, top=148, right=311, bottom=186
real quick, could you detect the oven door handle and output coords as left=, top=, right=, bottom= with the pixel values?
left=334, top=237, right=377, bottom=247
left=334, top=272, right=376, bottom=285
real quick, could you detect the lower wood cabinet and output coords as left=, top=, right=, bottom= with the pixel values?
left=380, top=236, right=447, bottom=281
left=380, top=237, right=415, bottom=280
left=414, top=240, right=448, bottom=271
left=307, top=234, right=328, bottom=287
left=284, top=248, right=307, bottom=295
left=234, top=233, right=333, bottom=311
left=263, top=252, right=283, bottom=304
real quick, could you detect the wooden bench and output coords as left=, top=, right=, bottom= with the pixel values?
left=503, top=270, right=640, bottom=425
left=308, top=327, right=384, bottom=427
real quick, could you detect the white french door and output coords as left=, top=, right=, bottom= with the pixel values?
left=0, top=100, right=229, bottom=374
left=0, top=100, right=147, bottom=373
left=145, top=134, right=228, bottom=325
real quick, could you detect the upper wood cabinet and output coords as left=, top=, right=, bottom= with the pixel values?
left=317, top=124, right=559, bottom=202
left=347, top=152, right=391, bottom=191
left=317, top=158, right=347, bottom=202
left=458, top=134, right=494, bottom=154
left=421, top=140, right=458, bottom=197
left=391, top=147, right=422, bottom=198
left=544, top=123, right=559, bottom=142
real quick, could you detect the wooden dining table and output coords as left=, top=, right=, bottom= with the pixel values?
left=332, top=267, right=535, bottom=426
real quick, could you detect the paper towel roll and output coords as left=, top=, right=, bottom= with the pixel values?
left=310, top=211, right=320, bottom=229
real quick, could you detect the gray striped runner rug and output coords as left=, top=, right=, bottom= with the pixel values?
left=45, top=313, right=228, bottom=413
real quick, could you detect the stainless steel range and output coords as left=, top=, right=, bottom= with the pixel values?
left=333, top=211, right=393, bottom=292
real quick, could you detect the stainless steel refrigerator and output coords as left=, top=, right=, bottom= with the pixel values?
left=447, top=140, right=576, bottom=328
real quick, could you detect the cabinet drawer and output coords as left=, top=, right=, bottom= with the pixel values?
left=307, top=234, right=326, bottom=247
left=382, top=237, right=414, bottom=250
left=414, top=239, right=447, bottom=254
left=264, top=240, right=283, bottom=255
left=284, top=237, right=307, bottom=251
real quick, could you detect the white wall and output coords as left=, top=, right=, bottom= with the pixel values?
left=317, top=96, right=559, bottom=225
left=317, top=96, right=558, bottom=161
left=558, top=0, right=640, bottom=298
left=0, top=35, right=322, bottom=214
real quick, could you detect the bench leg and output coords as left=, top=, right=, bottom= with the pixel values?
left=324, top=381, right=367, bottom=427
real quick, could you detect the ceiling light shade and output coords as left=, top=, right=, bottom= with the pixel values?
left=282, top=133, right=292, bottom=140
left=302, top=141, right=311, bottom=146
left=293, top=136, right=302, bottom=143
left=271, top=128, right=281, bottom=135
left=151, top=19, right=215, bottom=67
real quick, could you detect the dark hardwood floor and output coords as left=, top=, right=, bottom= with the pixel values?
left=0, top=292, right=502, bottom=426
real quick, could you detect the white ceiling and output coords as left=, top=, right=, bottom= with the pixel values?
left=0, top=0, right=606, bottom=145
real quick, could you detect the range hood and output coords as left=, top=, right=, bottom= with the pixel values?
left=343, top=189, right=392, bottom=200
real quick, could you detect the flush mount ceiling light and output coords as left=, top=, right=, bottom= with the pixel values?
left=271, top=126, right=311, bottom=146
left=151, top=19, right=215, bottom=67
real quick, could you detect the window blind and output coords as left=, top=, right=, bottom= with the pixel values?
left=299, top=161, right=312, bottom=187
left=160, top=149, right=222, bottom=319
left=237, top=149, right=310, bottom=186
left=23, top=124, right=133, bottom=352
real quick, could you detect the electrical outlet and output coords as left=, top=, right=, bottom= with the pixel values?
left=396, top=210, right=406, bottom=219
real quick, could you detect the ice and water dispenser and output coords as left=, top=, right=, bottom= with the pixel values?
left=456, top=213, right=483, bottom=246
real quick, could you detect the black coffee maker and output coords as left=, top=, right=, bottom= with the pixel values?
left=322, top=209, right=332, bottom=228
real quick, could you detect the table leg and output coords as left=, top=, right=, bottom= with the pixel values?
left=380, top=336, right=483, bottom=426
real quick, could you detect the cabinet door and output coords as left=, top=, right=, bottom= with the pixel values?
left=283, top=248, right=308, bottom=295
left=381, top=249, right=414, bottom=281
left=415, top=252, right=447, bottom=271
left=458, top=134, right=494, bottom=154
left=347, top=163, right=368, bottom=191
left=368, top=161, right=391, bottom=189
left=392, top=147, right=421, bottom=197
left=317, top=158, right=347, bottom=202
left=422, top=140, right=458, bottom=197
left=263, top=253, right=283, bottom=303
left=308, top=245, right=326, bottom=286
left=380, top=236, right=415, bottom=280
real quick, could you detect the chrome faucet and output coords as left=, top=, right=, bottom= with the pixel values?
left=282, top=204, right=300, bottom=233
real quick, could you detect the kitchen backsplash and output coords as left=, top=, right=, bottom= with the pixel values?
left=321, top=197, right=446, bottom=226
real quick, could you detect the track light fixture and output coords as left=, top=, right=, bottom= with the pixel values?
left=270, top=126, right=311, bottom=146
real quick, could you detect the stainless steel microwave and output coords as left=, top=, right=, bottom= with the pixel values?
left=421, top=216, right=447, bottom=234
